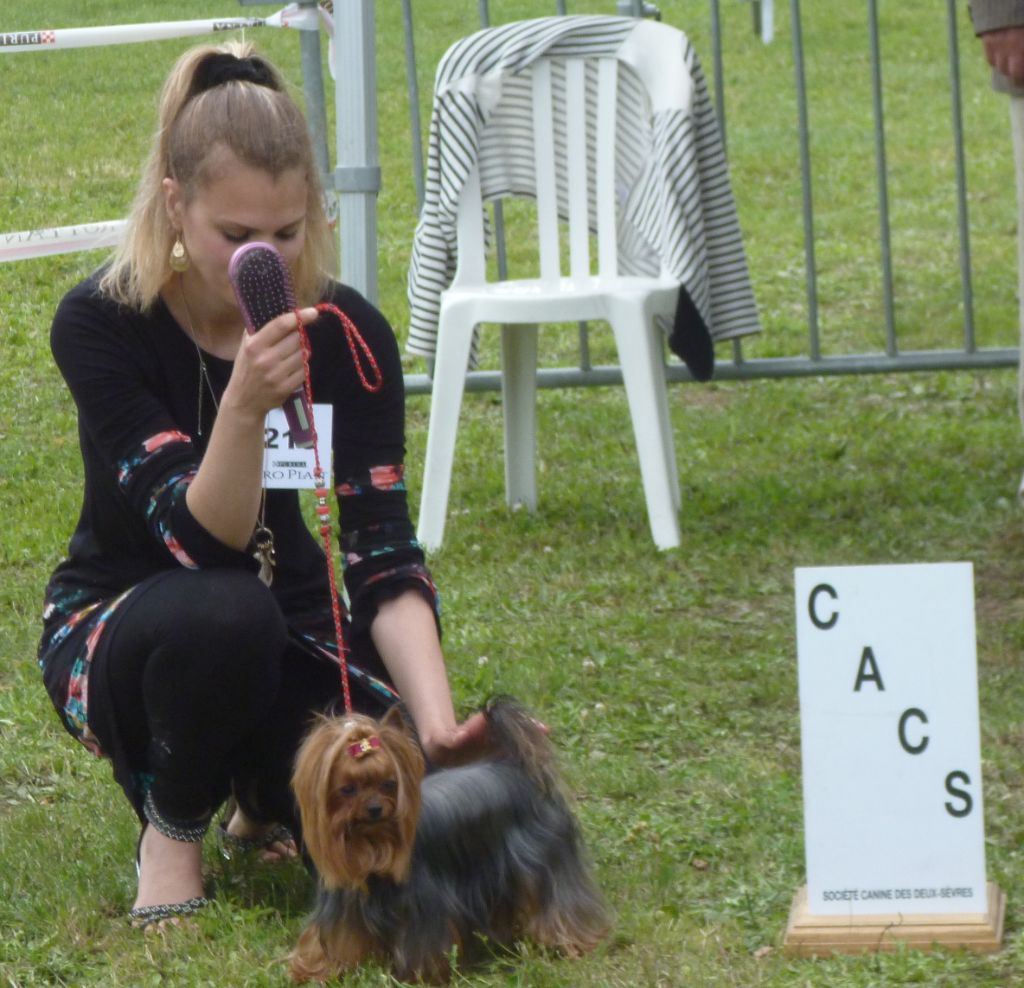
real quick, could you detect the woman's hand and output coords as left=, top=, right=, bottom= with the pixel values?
left=221, top=307, right=318, bottom=420
left=224, top=306, right=319, bottom=415
left=421, top=709, right=550, bottom=768
left=420, top=711, right=494, bottom=767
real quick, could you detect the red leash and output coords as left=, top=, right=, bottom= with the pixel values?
left=296, top=302, right=383, bottom=714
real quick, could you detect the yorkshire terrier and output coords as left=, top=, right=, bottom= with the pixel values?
left=288, top=697, right=609, bottom=983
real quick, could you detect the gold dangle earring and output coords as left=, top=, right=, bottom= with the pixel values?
left=169, top=235, right=190, bottom=273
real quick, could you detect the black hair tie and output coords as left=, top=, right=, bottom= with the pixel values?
left=194, top=53, right=277, bottom=93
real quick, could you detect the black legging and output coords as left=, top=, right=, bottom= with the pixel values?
left=86, top=568, right=342, bottom=834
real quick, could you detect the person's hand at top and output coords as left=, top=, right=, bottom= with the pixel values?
left=981, top=27, right=1024, bottom=87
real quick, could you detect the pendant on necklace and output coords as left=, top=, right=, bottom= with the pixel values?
left=252, top=525, right=277, bottom=586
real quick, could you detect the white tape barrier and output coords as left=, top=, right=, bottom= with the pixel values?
left=0, top=220, right=126, bottom=263
left=0, top=5, right=328, bottom=54
left=1, top=6, right=338, bottom=265
left=0, top=19, right=267, bottom=53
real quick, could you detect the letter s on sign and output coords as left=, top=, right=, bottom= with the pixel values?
left=944, top=771, right=973, bottom=819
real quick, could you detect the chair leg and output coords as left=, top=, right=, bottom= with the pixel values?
left=643, top=303, right=681, bottom=512
left=608, top=301, right=681, bottom=550
left=500, top=324, right=539, bottom=511
left=657, top=378, right=681, bottom=512
left=417, top=311, right=478, bottom=551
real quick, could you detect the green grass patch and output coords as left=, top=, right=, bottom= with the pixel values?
left=3, top=1, right=1024, bottom=986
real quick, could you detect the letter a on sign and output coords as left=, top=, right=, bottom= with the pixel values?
left=853, top=646, right=885, bottom=692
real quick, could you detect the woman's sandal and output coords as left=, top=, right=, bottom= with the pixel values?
left=216, top=821, right=295, bottom=860
left=216, top=797, right=296, bottom=861
left=129, top=896, right=210, bottom=931
left=130, top=802, right=211, bottom=931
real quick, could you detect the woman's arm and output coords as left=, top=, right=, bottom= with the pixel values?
left=369, top=590, right=489, bottom=765
left=324, top=287, right=489, bottom=764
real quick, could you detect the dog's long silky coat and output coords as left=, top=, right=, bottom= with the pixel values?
left=289, top=698, right=608, bottom=983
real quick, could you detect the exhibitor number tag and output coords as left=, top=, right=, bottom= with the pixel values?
left=263, top=403, right=332, bottom=489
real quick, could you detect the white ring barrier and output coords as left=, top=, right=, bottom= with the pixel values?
left=0, top=6, right=327, bottom=55
left=1, top=221, right=126, bottom=263
left=0, top=19, right=269, bottom=53
left=0, top=5, right=334, bottom=265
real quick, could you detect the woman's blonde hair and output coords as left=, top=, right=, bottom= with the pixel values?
left=100, top=40, right=334, bottom=309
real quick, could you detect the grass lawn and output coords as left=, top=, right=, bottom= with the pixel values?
left=2, top=1, right=1024, bottom=985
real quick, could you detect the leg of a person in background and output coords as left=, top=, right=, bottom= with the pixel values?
left=1009, top=95, right=1024, bottom=497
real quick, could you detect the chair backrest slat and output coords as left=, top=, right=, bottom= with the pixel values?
left=458, top=49, right=626, bottom=285
left=454, top=165, right=487, bottom=283
left=565, top=58, right=590, bottom=281
left=531, top=60, right=560, bottom=281
left=595, top=57, right=619, bottom=278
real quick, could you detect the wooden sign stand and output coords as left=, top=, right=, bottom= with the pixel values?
left=783, top=882, right=1005, bottom=956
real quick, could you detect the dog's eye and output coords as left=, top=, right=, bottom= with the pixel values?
left=380, top=780, right=398, bottom=795
left=336, top=783, right=357, bottom=798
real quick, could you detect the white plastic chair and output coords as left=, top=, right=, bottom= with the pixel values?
left=417, top=51, right=683, bottom=551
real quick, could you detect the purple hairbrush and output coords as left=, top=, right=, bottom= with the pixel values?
left=229, top=241, right=315, bottom=449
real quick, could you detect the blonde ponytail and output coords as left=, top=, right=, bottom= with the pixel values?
left=100, top=41, right=333, bottom=310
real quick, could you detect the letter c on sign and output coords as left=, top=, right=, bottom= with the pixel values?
left=809, top=583, right=839, bottom=630
left=898, top=708, right=929, bottom=754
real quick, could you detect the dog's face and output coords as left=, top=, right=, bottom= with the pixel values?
left=327, top=747, right=401, bottom=828
left=292, top=707, right=425, bottom=889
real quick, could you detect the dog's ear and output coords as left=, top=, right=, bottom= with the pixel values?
left=382, top=703, right=414, bottom=738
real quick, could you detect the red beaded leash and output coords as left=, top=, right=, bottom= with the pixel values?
left=296, top=303, right=383, bottom=714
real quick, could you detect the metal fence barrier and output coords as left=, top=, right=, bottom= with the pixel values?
left=396, top=0, right=1018, bottom=397
left=2, top=0, right=1017, bottom=395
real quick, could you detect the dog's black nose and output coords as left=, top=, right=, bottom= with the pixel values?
left=367, top=803, right=383, bottom=820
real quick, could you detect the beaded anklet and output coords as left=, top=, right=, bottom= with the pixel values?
left=129, top=896, right=210, bottom=931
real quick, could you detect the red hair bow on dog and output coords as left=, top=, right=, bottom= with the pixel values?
left=347, top=736, right=381, bottom=759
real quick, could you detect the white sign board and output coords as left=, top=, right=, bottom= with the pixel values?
left=262, top=403, right=332, bottom=489
left=794, top=563, right=987, bottom=916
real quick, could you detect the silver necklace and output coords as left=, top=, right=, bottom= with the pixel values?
left=177, top=278, right=276, bottom=586
left=178, top=281, right=220, bottom=437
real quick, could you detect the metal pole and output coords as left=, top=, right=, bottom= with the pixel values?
left=867, top=0, right=896, bottom=356
left=709, top=0, right=726, bottom=146
left=946, top=0, right=976, bottom=352
left=333, top=0, right=380, bottom=302
left=402, top=347, right=1019, bottom=395
left=402, top=0, right=425, bottom=213
left=790, top=0, right=820, bottom=359
left=296, top=1, right=330, bottom=181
